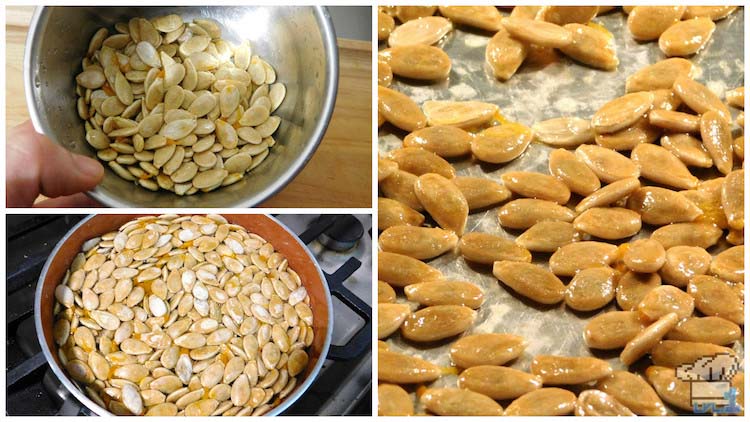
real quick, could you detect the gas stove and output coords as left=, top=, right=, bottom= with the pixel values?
left=5, top=214, right=372, bottom=416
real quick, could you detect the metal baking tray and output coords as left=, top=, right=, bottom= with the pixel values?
left=378, top=7, right=745, bottom=415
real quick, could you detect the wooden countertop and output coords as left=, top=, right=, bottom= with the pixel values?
left=5, top=6, right=372, bottom=208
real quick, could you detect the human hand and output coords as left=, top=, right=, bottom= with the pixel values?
left=6, top=120, right=104, bottom=207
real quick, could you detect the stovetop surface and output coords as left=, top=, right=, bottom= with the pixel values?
left=5, top=214, right=372, bottom=416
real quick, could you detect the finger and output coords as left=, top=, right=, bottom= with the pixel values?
left=6, top=121, right=104, bottom=207
left=35, top=193, right=103, bottom=208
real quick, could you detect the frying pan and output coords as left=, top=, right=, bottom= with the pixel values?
left=34, top=214, right=369, bottom=415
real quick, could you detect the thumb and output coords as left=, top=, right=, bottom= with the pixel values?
left=6, top=121, right=104, bottom=207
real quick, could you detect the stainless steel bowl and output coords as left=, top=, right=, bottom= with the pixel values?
left=24, top=6, right=338, bottom=208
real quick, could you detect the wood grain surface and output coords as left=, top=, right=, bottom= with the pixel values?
left=5, top=6, right=372, bottom=208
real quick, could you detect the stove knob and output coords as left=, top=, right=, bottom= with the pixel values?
left=318, top=215, right=364, bottom=252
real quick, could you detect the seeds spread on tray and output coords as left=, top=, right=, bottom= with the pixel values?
left=52, top=215, right=312, bottom=415
left=377, top=5, right=744, bottom=417
left=76, top=15, right=285, bottom=195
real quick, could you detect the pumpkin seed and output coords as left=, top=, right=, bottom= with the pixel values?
left=378, top=280, right=396, bottom=304
left=533, top=117, right=594, bottom=147
left=423, top=100, right=498, bottom=129
left=449, top=333, right=526, bottom=368
left=516, top=221, right=580, bottom=253
left=378, top=226, right=458, bottom=260
left=378, top=197, right=424, bottom=231
left=675, top=76, right=732, bottom=123
left=623, top=239, right=666, bottom=273
left=501, top=17, right=573, bottom=48
left=632, top=143, right=699, bottom=189
left=616, top=271, right=662, bottom=311
left=650, top=222, right=723, bottom=249
left=584, top=311, right=647, bottom=350
left=497, top=198, right=575, bottom=229
left=420, top=388, right=503, bottom=416
left=574, top=207, right=641, bottom=240
left=485, top=26, right=527, bottom=81
left=721, top=170, right=744, bottom=230
left=504, top=388, right=577, bottom=416
left=378, top=251, right=444, bottom=288
left=493, top=261, right=566, bottom=304
left=575, top=389, right=635, bottom=416
left=459, top=232, right=531, bottom=264
left=626, top=58, right=694, bottom=93
left=660, top=133, right=713, bottom=168
left=531, top=355, right=612, bottom=384
left=565, top=266, right=616, bottom=311
left=575, top=144, right=640, bottom=183
left=378, top=303, right=410, bottom=339
left=378, top=86, right=427, bottom=132
left=401, top=305, right=475, bottom=342
left=378, top=384, right=414, bottom=416
left=650, top=340, right=735, bottom=367
left=501, top=171, right=571, bottom=204
left=377, top=12, right=395, bottom=41
left=379, top=169, right=423, bottom=211
left=627, top=6, right=685, bottom=41
left=471, top=123, right=532, bottom=163
left=592, top=92, right=653, bottom=134
left=547, top=148, right=600, bottom=196
left=620, top=313, right=679, bottom=365
left=660, top=246, right=711, bottom=287
left=559, top=23, right=619, bottom=70
left=639, top=285, right=695, bottom=321
left=458, top=365, right=542, bottom=400
left=649, top=109, right=700, bottom=132
left=388, top=44, right=451, bottom=80
left=596, top=370, right=667, bottom=415
left=404, top=281, right=484, bottom=309
left=378, top=349, right=441, bottom=384
left=452, top=176, right=511, bottom=210
left=645, top=366, right=693, bottom=411
left=659, top=17, right=715, bottom=57
left=549, top=241, right=618, bottom=277
left=403, top=125, right=472, bottom=158
left=627, top=186, right=703, bottom=225
left=438, top=6, right=503, bottom=31
left=684, top=6, right=737, bottom=20
left=710, top=245, right=743, bottom=283
left=389, top=147, right=455, bottom=179
left=687, top=275, right=743, bottom=325
left=387, top=16, right=452, bottom=47
left=667, top=316, right=742, bottom=345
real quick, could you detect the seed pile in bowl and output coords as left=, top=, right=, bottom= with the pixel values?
left=377, top=5, right=744, bottom=416
left=52, top=214, right=313, bottom=416
left=75, top=14, right=286, bottom=195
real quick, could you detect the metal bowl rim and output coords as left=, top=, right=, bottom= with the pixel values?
left=34, top=214, right=334, bottom=416
left=24, top=6, right=339, bottom=208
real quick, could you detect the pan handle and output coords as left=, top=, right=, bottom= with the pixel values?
left=324, top=257, right=372, bottom=361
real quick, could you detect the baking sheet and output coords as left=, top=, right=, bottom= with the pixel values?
left=378, top=7, right=745, bottom=415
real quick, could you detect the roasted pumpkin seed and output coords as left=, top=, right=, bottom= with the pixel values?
left=493, top=261, right=566, bottom=304
left=415, top=173, right=468, bottom=235
left=401, top=305, right=476, bottom=342
left=531, top=355, right=612, bottom=384
left=449, top=333, right=526, bottom=368
left=379, top=226, right=458, bottom=260
left=459, top=232, right=531, bottom=265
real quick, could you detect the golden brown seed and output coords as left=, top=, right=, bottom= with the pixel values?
left=575, top=389, right=635, bottom=416
left=378, top=280, right=396, bottom=304
left=404, top=280, right=484, bottom=309
left=471, top=124, right=532, bottom=163
left=631, top=143, right=699, bottom=189
left=378, top=349, right=440, bottom=384
left=452, top=176, right=511, bottom=211
left=533, top=117, right=595, bottom=148
left=438, top=6, right=503, bottom=31
left=393, top=6, right=436, bottom=23
left=594, top=116, right=661, bottom=150
left=516, top=221, right=580, bottom=253
left=559, top=23, right=618, bottom=71
left=377, top=60, right=392, bottom=87
left=645, top=366, right=692, bottom=411
left=627, top=6, right=685, bottom=41
left=423, top=100, right=498, bottom=129
left=660, top=133, right=713, bottom=168
left=659, top=17, right=715, bottom=57
left=596, top=371, right=667, bottom=416
left=377, top=197, right=424, bottom=231
left=620, top=312, right=679, bottom=366
left=388, top=45, right=451, bottom=80
left=501, top=17, right=573, bottom=49
left=650, top=222, right=723, bottom=249
left=549, top=241, right=618, bottom=277
left=650, top=340, right=735, bottom=367
left=377, top=12, right=395, bottom=41
left=501, top=171, right=571, bottom=204
left=414, top=173, right=468, bottom=235
left=459, top=232, right=531, bottom=265
left=565, top=266, right=616, bottom=311
left=378, top=303, right=410, bottom=339
left=387, top=16, right=452, bottom=47
left=638, top=285, right=695, bottom=321
left=485, top=26, right=527, bottom=81
left=378, top=86, right=427, bottom=132
left=378, top=384, right=414, bottom=416
left=591, top=92, right=654, bottom=134
left=539, top=6, right=599, bottom=24
left=575, top=144, right=640, bottom=183
left=378, top=251, right=443, bottom=287
left=584, top=311, right=647, bottom=350
left=449, top=333, right=526, bottom=368
left=623, top=238, right=666, bottom=273
left=626, top=58, right=694, bottom=93
left=711, top=245, right=743, bottom=283
left=547, top=149, right=600, bottom=196
left=660, top=246, right=711, bottom=287
left=573, top=207, right=641, bottom=240
left=649, top=109, right=700, bottom=132
left=493, top=261, right=566, bottom=304
left=626, top=187, right=703, bottom=225
left=497, top=198, right=575, bottom=229
left=403, top=126, right=472, bottom=158
left=458, top=366, right=542, bottom=400
left=667, top=316, right=742, bottom=345
left=378, top=156, right=398, bottom=182
left=700, top=110, right=734, bottom=175
left=688, top=275, right=743, bottom=325
left=675, top=76, right=732, bottom=122
left=726, top=86, right=744, bottom=109
left=531, top=355, right=612, bottom=385
left=401, top=305, right=475, bottom=342
left=379, top=169, right=423, bottom=211
left=504, top=388, right=577, bottom=416
left=721, top=170, right=744, bottom=230
left=420, top=388, right=503, bottom=416
left=388, top=147, right=455, bottom=179
left=379, top=226, right=458, bottom=260
left=616, top=271, right=662, bottom=311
